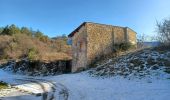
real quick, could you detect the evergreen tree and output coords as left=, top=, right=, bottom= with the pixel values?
left=8, top=24, right=21, bottom=35
left=21, top=27, right=32, bottom=36
left=34, top=30, right=43, bottom=39
left=1, top=25, right=10, bottom=35
left=1, top=24, right=21, bottom=35
left=0, top=27, right=4, bottom=34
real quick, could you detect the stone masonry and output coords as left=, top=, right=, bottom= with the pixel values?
left=68, top=22, right=137, bottom=72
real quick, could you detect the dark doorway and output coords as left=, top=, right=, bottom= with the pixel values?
left=65, top=60, right=72, bottom=73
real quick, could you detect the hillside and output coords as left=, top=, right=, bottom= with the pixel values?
left=0, top=25, right=72, bottom=75
left=89, top=47, right=170, bottom=79
left=0, top=25, right=71, bottom=63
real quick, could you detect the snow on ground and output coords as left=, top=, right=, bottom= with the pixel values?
left=46, top=72, right=170, bottom=100
left=90, top=49, right=170, bottom=79
left=0, top=69, right=170, bottom=100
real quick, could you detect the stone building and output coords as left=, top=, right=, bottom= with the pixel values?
left=68, top=22, right=137, bottom=72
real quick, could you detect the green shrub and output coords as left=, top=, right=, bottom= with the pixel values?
left=0, top=81, right=8, bottom=90
left=120, top=43, right=131, bottom=51
left=113, top=42, right=134, bottom=52
left=28, top=47, right=39, bottom=61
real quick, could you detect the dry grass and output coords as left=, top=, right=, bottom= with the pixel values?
left=40, top=52, right=72, bottom=62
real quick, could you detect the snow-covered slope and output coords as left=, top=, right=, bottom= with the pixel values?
left=89, top=49, right=170, bottom=79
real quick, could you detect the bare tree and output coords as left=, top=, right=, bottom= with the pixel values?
left=156, top=18, right=170, bottom=44
left=137, top=33, right=147, bottom=48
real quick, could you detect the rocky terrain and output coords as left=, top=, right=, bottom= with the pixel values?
left=89, top=48, right=170, bottom=79
left=0, top=59, right=71, bottom=76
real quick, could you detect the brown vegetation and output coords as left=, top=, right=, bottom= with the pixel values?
left=0, top=25, right=71, bottom=62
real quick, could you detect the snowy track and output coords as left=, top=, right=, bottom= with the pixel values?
left=0, top=76, right=69, bottom=100
left=1, top=69, right=170, bottom=100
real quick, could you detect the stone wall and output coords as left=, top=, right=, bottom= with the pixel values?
left=86, top=23, right=113, bottom=65
left=71, top=25, right=87, bottom=72
left=127, top=28, right=137, bottom=45
left=70, top=22, right=137, bottom=72
left=86, top=23, right=136, bottom=67
left=113, top=26, right=127, bottom=44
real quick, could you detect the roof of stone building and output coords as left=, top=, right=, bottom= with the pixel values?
left=68, top=22, right=137, bottom=37
left=68, top=22, right=86, bottom=37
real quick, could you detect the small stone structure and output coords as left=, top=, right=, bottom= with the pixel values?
left=68, top=22, right=137, bottom=72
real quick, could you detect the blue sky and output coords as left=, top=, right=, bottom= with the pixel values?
left=0, top=0, right=170, bottom=38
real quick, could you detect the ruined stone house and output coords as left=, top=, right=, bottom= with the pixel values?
left=68, top=22, right=137, bottom=72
